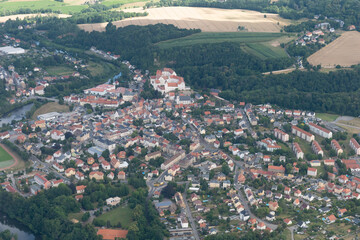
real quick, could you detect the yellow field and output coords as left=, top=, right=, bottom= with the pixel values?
left=308, top=31, right=360, bottom=68
left=78, top=7, right=291, bottom=32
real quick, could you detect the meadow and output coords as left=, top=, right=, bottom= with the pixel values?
left=157, top=32, right=290, bottom=59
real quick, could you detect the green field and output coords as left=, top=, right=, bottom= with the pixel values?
left=157, top=32, right=289, bottom=59
left=316, top=113, right=340, bottom=122
left=0, top=0, right=85, bottom=14
left=0, top=0, right=148, bottom=15
left=95, top=206, right=132, bottom=228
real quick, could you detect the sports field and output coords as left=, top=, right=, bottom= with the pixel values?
left=0, top=145, right=15, bottom=169
left=157, top=32, right=290, bottom=59
left=79, top=7, right=291, bottom=32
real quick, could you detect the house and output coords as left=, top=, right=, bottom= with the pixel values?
left=50, top=130, right=65, bottom=141
left=326, top=214, right=337, bottom=224
left=284, top=218, right=292, bottom=225
left=75, top=171, right=85, bottom=180
left=240, top=210, right=250, bottom=221
left=65, top=168, right=76, bottom=177
left=89, top=171, right=104, bottom=181
left=101, top=161, right=111, bottom=170
left=266, top=212, right=276, bottom=221
left=76, top=185, right=86, bottom=194
left=297, top=221, right=307, bottom=228
left=294, top=189, right=302, bottom=197
left=307, top=167, right=317, bottom=177
left=53, top=162, right=64, bottom=172
left=118, top=171, right=126, bottom=180
left=268, top=201, right=279, bottom=211
left=338, top=175, right=348, bottom=184
left=257, top=222, right=266, bottom=230
left=338, top=208, right=347, bottom=217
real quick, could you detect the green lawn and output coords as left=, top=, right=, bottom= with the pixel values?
left=0, top=145, right=13, bottom=162
left=45, top=65, right=74, bottom=76
left=157, top=32, right=289, bottom=59
left=316, top=113, right=339, bottom=122
left=95, top=206, right=133, bottom=228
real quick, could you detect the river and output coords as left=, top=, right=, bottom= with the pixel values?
left=0, top=103, right=34, bottom=126
left=0, top=214, right=35, bottom=240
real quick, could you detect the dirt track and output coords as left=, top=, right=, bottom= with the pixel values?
left=308, top=31, right=360, bottom=68
left=78, top=7, right=290, bottom=32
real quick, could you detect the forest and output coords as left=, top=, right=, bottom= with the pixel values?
left=0, top=185, right=101, bottom=240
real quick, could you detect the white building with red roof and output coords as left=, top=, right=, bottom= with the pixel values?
left=308, top=122, right=332, bottom=138
left=350, top=138, right=360, bottom=155
left=150, top=68, right=187, bottom=93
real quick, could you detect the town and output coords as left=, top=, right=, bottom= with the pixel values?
left=0, top=15, right=359, bottom=240
left=0, top=47, right=360, bottom=239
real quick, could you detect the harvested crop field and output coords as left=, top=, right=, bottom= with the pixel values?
left=78, top=7, right=290, bottom=32
left=308, top=31, right=360, bottom=68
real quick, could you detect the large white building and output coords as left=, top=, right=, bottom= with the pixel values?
left=274, top=128, right=289, bottom=142
left=312, top=140, right=324, bottom=157
left=292, top=142, right=304, bottom=159
left=292, top=126, right=315, bottom=142
left=350, top=138, right=360, bottom=155
left=308, top=122, right=332, bottom=138
left=83, top=84, right=115, bottom=96
left=150, top=68, right=187, bottom=94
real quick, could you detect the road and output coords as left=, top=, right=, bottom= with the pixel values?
left=288, top=226, right=297, bottom=240
left=182, top=182, right=200, bottom=240
left=146, top=169, right=168, bottom=200
left=30, top=155, right=69, bottom=183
